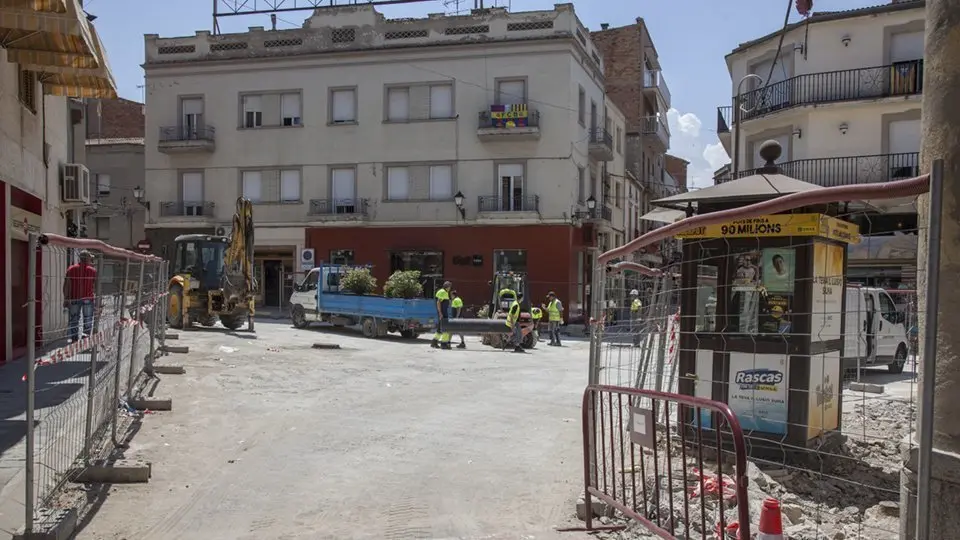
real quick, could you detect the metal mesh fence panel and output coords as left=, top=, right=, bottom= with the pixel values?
left=22, top=234, right=166, bottom=534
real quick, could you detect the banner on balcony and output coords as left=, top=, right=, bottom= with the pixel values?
left=489, top=104, right=529, bottom=128
left=675, top=213, right=860, bottom=244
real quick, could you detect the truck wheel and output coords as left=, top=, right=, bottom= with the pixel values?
left=168, top=283, right=185, bottom=329
left=220, top=315, right=244, bottom=330
left=400, top=329, right=419, bottom=339
left=889, top=345, right=907, bottom=374
left=361, top=317, right=378, bottom=338
left=291, top=305, right=308, bottom=329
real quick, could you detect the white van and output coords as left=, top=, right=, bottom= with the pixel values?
left=843, top=286, right=909, bottom=373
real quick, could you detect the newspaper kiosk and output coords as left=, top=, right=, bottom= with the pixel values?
left=654, top=141, right=861, bottom=450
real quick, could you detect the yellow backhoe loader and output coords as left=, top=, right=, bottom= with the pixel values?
left=167, top=198, right=257, bottom=331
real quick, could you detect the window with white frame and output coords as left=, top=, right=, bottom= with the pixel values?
left=387, top=87, right=409, bottom=122
left=429, top=84, right=453, bottom=118
left=281, top=93, right=302, bottom=126
left=616, top=126, right=623, bottom=153
left=331, top=88, right=357, bottom=123
left=496, top=79, right=525, bottom=106
left=578, top=86, right=585, bottom=125
left=387, top=166, right=410, bottom=200
left=242, top=95, right=263, bottom=128
left=498, top=163, right=524, bottom=211
left=429, top=165, right=453, bottom=200
left=242, top=170, right=263, bottom=201
left=280, top=169, right=301, bottom=202
left=577, top=166, right=585, bottom=202
left=97, top=173, right=111, bottom=195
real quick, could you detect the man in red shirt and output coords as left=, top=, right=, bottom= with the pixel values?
left=63, top=250, right=96, bottom=342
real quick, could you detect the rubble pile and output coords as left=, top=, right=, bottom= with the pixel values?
left=587, top=396, right=914, bottom=539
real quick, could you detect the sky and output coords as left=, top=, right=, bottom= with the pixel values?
left=83, top=0, right=890, bottom=189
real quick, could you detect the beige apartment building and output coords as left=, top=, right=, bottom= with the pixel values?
left=714, top=0, right=924, bottom=287
left=142, top=3, right=627, bottom=317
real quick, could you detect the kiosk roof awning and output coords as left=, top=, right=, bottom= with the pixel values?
left=652, top=173, right=824, bottom=210
left=640, top=207, right=686, bottom=224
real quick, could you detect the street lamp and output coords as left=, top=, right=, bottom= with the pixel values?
left=453, top=190, right=465, bottom=219
left=133, top=186, right=150, bottom=210
left=586, top=195, right=597, bottom=210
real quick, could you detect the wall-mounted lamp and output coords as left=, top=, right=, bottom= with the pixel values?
left=792, top=127, right=802, bottom=139
left=453, top=190, right=465, bottom=219
left=793, top=43, right=805, bottom=54
left=133, top=186, right=150, bottom=210
left=841, top=35, right=851, bottom=47
left=838, top=122, right=849, bottom=135
left=585, top=195, right=597, bottom=211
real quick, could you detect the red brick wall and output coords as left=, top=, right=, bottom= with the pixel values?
left=86, top=98, right=145, bottom=139
left=591, top=24, right=644, bottom=133
left=306, top=224, right=592, bottom=313
left=665, top=155, right=690, bottom=192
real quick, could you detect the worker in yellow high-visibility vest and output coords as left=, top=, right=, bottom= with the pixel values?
left=630, top=289, right=643, bottom=346
left=432, top=281, right=453, bottom=350
left=451, top=290, right=466, bottom=349
left=544, top=291, right=564, bottom=346
left=504, top=292, right=526, bottom=353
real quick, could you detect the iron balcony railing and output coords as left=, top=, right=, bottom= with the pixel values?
left=642, top=69, right=672, bottom=107
left=308, top=198, right=369, bottom=215
left=717, top=106, right=732, bottom=134
left=715, top=152, right=920, bottom=187
left=641, top=114, right=670, bottom=147
left=589, top=205, right=613, bottom=221
left=477, top=107, right=541, bottom=129
left=723, top=59, right=923, bottom=125
left=159, top=125, right=216, bottom=142
left=478, top=195, right=539, bottom=212
left=589, top=127, right=613, bottom=148
left=160, top=200, right=215, bottom=217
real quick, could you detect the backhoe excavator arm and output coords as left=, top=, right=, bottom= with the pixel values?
left=223, top=198, right=256, bottom=327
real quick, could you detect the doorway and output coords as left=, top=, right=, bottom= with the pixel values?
left=390, top=250, right=443, bottom=297
left=263, top=260, right=284, bottom=308
left=11, top=239, right=28, bottom=350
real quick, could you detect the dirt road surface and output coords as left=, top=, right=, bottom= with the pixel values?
left=75, top=321, right=595, bottom=540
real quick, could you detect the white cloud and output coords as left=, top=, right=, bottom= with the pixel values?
left=667, top=108, right=702, bottom=138
left=666, top=108, right=731, bottom=190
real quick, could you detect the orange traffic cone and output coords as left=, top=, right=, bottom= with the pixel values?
left=758, top=498, right=784, bottom=539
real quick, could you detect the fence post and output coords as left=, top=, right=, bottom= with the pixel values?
left=24, top=232, right=38, bottom=534
left=148, top=260, right=157, bottom=371
left=127, top=260, right=145, bottom=394
left=82, top=255, right=106, bottom=462
left=157, top=260, right=167, bottom=353
left=112, top=257, right=131, bottom=446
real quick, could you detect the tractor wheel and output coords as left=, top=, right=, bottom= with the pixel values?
left=167, top=283, right=185, bottom=329
left=199, top=314, right=218, bottom=327
left=220, top=315, right=244, bottom=330
left=521, top=332, right=538, bottom=349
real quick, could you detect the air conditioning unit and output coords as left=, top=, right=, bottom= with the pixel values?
left=61, top=163, right=91, bottom=205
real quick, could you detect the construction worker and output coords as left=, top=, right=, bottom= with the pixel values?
left=432, top=280, right=453, bottom=350
left=630, top=289, right=643, bottom=346
left=450, top=290, right=466, bottom=349
left=505, top=291, right=525, bottom=353
left=544, top=291, right=564, bottom=346
left=530, top=306, right=543, bottom=343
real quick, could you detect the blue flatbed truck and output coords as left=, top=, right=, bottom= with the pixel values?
left=288, top=264, right=437, bottom=338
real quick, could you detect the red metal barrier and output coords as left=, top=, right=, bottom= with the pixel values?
left=579, top=385, right=751, bottom=539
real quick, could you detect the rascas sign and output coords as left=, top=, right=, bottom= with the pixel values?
left=675, top=213, right=860, bottom=244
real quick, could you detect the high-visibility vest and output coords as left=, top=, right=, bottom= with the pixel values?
left=531, top=307, right=543, bottom=321
left=505, top=300, right=521, bottom=327
left=546, top=299, right=563, bottom=322
left=631, top=298, right=642, bottom=312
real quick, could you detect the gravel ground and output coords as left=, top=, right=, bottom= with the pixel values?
left=70, top=321, right=597, bottom=540
left=588, top=367, right=917, bottom=540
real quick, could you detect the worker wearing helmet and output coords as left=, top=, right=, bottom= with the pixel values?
left=630, top=289, right=643, bottom=346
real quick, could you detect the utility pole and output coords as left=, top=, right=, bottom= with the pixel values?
left=901, top=0, right=960, bottom=538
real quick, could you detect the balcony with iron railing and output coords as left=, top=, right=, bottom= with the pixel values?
left=714, top=152, right=920, bottom=188
left=477, top=105, right=541, bottom=141
left=642, top=69, right=672, bottom=109
left=478, top=195, right=539, bottom=213
left=159, top=200, right=216, bottom=218
left=308, top=198, right=369, bottom=218
left=641, top=114, right=670, bottom=149
left=588, top=127, right=614, bottom=161
left=158, top=125, right=216, bottom=153
left=716, top=60, right=924, bottom=131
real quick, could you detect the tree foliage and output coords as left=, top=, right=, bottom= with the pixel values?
left=383, top=270, right=424, bottom=299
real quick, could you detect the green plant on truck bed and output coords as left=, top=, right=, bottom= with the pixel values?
left=341, top=267, right=378, bottom=295
left=384, top=270, right=424, bottom=299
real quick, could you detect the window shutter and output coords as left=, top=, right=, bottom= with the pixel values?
left=387, top=88, right=409, bottom=121
left=429, top=165, right=453, bottom=200
left=429, top=85, right=453, bottom=118
left=387, top=167, right=410, bottom=200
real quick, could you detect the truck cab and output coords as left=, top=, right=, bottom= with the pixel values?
left=289, top=265, right=348, bottom=327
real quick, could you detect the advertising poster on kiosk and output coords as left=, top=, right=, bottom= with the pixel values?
left=812, top=242, right=845, bottom=341
left=728, top=352, right=789, bottom=434
left=807, top=350, right=841, bottom=439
